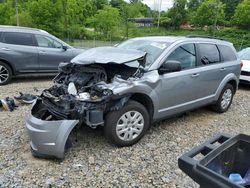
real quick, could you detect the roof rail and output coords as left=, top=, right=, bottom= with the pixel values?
left=186, top=35, right=226, bottom=41
left=0, top=25, right=48, bottom=34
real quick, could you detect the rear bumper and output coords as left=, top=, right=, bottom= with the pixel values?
left=25, top=113, right=79, bottom=159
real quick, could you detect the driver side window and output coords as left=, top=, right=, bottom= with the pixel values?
left=166, top=43, right=196, bottom=69
left=35, top=35, right=62, bottom=49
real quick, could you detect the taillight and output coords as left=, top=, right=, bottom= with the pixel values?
left=240, top=61, right=243, bottom=68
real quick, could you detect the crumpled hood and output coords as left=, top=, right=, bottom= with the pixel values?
left=71, top=47, right=146, bottom=66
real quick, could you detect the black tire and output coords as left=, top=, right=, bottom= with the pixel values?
left=0, top=62, right=12, bottom=85
left=104, top=100, right=150, bottom=147
left=211, top=84, right=234, bottom=113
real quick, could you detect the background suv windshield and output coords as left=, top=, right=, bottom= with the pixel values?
left=238, top=49, right=250, bottom=60
left=118, top=40, right=170, bottom=67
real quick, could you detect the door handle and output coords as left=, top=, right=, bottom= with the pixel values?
left=191, top=73, right=200, bottom=78
left=1, top=47, right=10, bottom=51
left=220, top=68, right=226, bottom=71
left=39, top=51, right=46, bottom=54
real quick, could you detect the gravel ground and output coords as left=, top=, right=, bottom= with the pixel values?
left=0, top=77, right=249, bottom=188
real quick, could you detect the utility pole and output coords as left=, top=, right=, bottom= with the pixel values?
left=15, top=0, right=19, bottom=26
left=157, top=0, right=162, bottom=29
left=213, top=0, right=219, bottom=36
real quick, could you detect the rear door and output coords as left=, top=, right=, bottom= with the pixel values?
left=195, top=43, right=228, bottom=97
left=34, top=34, right=74, bottom=72
left=0, top=32, right=39, bottom=72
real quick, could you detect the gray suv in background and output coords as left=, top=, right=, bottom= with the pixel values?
left=26, top=36, right=241, bottom=159
left=0, top=26, right=84, bottom=85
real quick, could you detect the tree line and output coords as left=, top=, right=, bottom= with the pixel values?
left=0, top=0, right=249, bottom=40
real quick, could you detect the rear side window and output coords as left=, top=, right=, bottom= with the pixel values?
left=218, top=45, right=237, bottom=62
left=2, top=32, right=34, bottom=46
left=198, top=43, right=220, bottom=65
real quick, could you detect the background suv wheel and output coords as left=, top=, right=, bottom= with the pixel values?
left=104, top=100, right=150, bottom=147
left=0, top=62, right=12, bottom=85
left=211, top=84, right=234, bottom=113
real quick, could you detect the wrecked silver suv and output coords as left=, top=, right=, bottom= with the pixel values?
left=25, top=36, right=241, bottom=159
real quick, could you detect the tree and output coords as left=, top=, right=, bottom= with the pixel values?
left=27, top=0, right=63, bottom=37
left=193, top=0, right=225, bottom=27
left=167, top=0, right=187, bottom=29
left=187, top=0, right=203, bottom=10
left=232, top=0, right=250, bottom=29
left=93, top=0, right=108, bottom=9
left=63, top=0, right=95, bottom=39
left=0, top=0, right=15, bottom=25
left=221, top=0, right=242, bottom=20
left=110, top=0, right=127, bottom=8
left=87, top=5, right=121, bottom=40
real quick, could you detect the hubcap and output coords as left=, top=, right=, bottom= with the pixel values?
left=116, top=111, right=144, bottom=141
left=0, top=65, right=9, bottom=84
left=221, top=89, right=232, bottom=109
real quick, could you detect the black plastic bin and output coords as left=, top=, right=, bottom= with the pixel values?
left=178, top=133, right=250, bottom=188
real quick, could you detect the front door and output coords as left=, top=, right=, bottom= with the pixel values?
left=34, top=34, right=73, bottom=72
left=156, top=43, right=203, bottom=118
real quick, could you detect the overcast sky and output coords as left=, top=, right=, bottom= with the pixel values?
left=142, top=0, right=173, bottom=11
left=124, top=0, right=173, bottom=11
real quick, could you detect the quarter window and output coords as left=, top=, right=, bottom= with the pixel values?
left=35, top=35, right=62, bottom=49
left=217, top=45, right=237, bottom=62
left=166, top=44, right=196, bottom=69
left=2, top=32, right=34, bottom=46
left=198, top=44, right=220, bottom=65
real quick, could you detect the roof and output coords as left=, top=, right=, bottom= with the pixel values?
left=129, top=36, right=233, bottom=45
left=130, top=36, right=185, bottom=43
left=0, top=25, right=48, bottom=34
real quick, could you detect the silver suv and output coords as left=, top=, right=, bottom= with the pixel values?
left=0, top=26, right=83, bottom=85
left=25, top=36, right=241, bottom=159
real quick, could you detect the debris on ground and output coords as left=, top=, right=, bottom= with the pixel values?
left=0, top=93, right=37, bottom=112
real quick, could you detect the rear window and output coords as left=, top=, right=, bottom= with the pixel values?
left=218, top=45, right=237, bottom=62
left=2, top=32, right=34, bottom=46
left=198, top=43, right=220, bottom=65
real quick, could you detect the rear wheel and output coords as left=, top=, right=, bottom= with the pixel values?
left=0, top=62, right=12, bottom=85
left=104, top=100, right=150, bottom=147
left=211, top=84, right=234, bottom=113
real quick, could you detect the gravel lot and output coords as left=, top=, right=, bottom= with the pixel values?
left=0, top=77, right=249, bottom=188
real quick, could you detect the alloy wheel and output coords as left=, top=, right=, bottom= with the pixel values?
left=221, top=88, right=232, bottom=109
left=0, top=65, right=9, bottom=84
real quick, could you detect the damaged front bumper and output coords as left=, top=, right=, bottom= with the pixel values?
left=25, top=113, right=79, bottom=159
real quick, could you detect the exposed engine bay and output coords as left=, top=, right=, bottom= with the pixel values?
left=32, top=62, right=144, bottom=128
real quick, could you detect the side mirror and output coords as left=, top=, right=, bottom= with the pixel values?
left=159, top=60, right=182, bottom=74
left=62, top=45, right=68, bottom=51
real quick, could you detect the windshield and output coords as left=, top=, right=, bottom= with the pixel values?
left=238, top=48, right=250, bottom=61
left=117, top=39, right=170, bottom=67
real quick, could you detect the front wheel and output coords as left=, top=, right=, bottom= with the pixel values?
left=211, top=84, right=234, bottom=113
left=104, top=100, right=150, bottom=147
